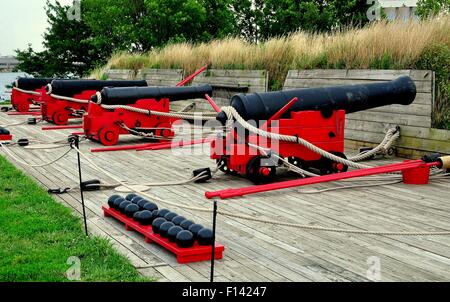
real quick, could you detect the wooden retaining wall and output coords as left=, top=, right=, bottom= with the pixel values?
left=105, top=68, right=449, bottom=157
left=190, top=69, right=268, bottom=111
left=284, top=69, right=450, bottom=157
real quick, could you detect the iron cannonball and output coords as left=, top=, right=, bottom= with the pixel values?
left=119, top=200, right=132, bottom=214
left=159, top=222, right=175, bottom=238
left=157, top=209, right=170, bottom=218
left=124, top=204, right=140, bottom=218
left=131, top=196, right=144, bottom=205
left=188, top=224, right=204, bottom=239
left=164, top=212, right=178, bottom=221
left=180, top=220, right=195, bottom=230
left=172, top=216, right=186, bottom=226
left=113, top=198, right=126, bottom=210
left=176, top=230, right=195, bottom=248
left=152, top=218, right=167, bottom=234
left=138, top=210, right=154, bottom=225
left=125, top=193, right=138, bottom=201
left=197, top=228, right=214, bottom=246
left=108, top=195, right=122, bottom=208
left=143, top=202, right=158, bottom=212
left=167, top=226, right=183, bottom=243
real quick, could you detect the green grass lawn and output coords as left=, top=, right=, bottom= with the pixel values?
left=0, top=155, right=149, bottom=282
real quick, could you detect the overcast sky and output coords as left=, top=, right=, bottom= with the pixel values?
left=0, top=0, right=73, bottom=56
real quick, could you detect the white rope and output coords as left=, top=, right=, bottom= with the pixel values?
left=222, top=106, right=403, bottom=171
left=349, top=128, right=400, bottom=161
left=12, top=87, right=41, bottom=96
left=100, top=104, right=216, bottom=121
left=49, top=94, right=89, bottom=104
left=72, top=146, right=450, bottom=236
left=0, top=143, right=72, bottom=167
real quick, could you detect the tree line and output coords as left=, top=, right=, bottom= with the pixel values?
left=15, top=0, right=449, bottom=77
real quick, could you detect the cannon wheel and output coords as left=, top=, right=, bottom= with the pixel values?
left=319, top=152, right=349, bottom=175
left=98, top=127, right=119, bottom=146
left=52, top=111, right=69, bottom=125
left=246, top=156, right=277, bottom=184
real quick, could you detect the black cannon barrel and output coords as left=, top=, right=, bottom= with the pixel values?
left=47, top=80, right=148, bottom=97
left=93, top=84, right=213, bottom=105
left=15, top=78, right=54, bottom=90
left=216, top=76, right=417, bottom=124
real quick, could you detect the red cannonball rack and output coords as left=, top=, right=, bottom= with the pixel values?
left=102, top=206, right=225, bottom=264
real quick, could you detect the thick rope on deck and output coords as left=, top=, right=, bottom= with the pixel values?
left=73, top=146, right=450, bottom=237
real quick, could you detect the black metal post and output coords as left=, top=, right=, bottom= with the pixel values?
left=73, top=136, right=88, bottom=236
left=210, top=200, right=218, bottom=282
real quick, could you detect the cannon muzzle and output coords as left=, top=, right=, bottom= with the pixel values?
left=92, top=84, right=213, bottom=105
left=47, top=80, right=148, bottom=97
left=15, top=78, right=54, bottom=90
left=217, top=76, right=417, bottom=123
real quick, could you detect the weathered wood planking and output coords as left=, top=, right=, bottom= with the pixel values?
left=284, top=69, right=450, bottom=156
left=106, top=69, right=137, bottom=80
left=138, top=69, right=184, bottom=87
left=2, top=111, right=450, bottom=282
left=188, top=69, right=269, bottom=112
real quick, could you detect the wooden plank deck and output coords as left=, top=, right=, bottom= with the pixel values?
left=1, top=112, right=450, bottom=282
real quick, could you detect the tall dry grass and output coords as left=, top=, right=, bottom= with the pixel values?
left=95, top=17, right=449, bottom=84
left=92, top=17, right=450, bottom=128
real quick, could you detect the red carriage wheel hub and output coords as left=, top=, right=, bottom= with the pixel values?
left=259, top=167, right=271, bottom=177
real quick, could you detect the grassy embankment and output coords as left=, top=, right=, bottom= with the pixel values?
left=91, top=17, right=450, bottom=129
left=0, top=155, right=150, bottom=282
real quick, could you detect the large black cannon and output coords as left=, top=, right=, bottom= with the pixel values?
left=211, top=76, right=417, bottom=184
left=14, top=78, right=55, bottom=90
left=11, top=78, right=57, bottom=112
left=47, top=79, right=148, bottom=97
left=84, top=84, right=214, bottom=147
left=42, top=79, right=149, bottom=125
left=217, top=75, right=416, bottom=123
left=92, top=84, right=213, bottom=105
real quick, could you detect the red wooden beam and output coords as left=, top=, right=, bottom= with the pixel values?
left=7, top=111, right=41, bottom=116
left=136, top=137, right=212, bottom=151
left=205, top=160, right=441, bottom=199
left=176, top=65, right=208, bottom=87
left=42, top=125, right=83, bottom=131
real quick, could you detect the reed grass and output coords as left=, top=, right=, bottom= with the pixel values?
left=92, top=16, right=450, bottom=128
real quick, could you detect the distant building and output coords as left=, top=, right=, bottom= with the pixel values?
left=0, top=56, right=19, bottom=72
left=378, top=0, right=419, bottom=21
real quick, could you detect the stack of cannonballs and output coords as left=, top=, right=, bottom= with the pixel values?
left=108, top=194, right=214, bottom=248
